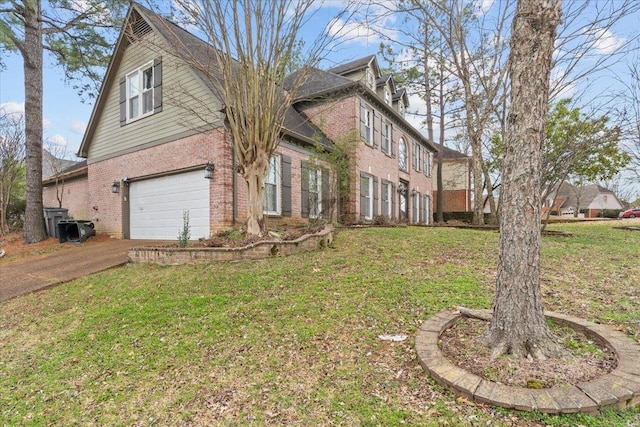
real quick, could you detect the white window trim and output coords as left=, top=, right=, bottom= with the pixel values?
left=361, top=174, right=373, bottom=220
left=398, top=137, right=408, bottom=171
left=413, top=191, right=421, bottom=224
left=126, top=61, right=154, bottom=123
left=363, top=107, right=373, bottom=146
left=308, top=168, right=322, bottom=219
left=382, top=181, right=393, bottom=217
left=424, top=195, right=431, bottom=225
left=264, top=155, right=281, bottom=215
left=382, top=121, right=391, bottom=155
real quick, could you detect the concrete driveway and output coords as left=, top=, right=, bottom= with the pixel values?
left=0, top=239, right=161, bottom=302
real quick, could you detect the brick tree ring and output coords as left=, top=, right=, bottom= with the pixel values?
left=416, top=310, right=640, bottom=414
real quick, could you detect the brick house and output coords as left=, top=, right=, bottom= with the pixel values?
left=431, top=146, right=472, bottom=213
left=42, top=3, right=436, bottom=240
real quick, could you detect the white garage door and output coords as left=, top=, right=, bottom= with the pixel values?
left=130, top=170, right=210, bottom=240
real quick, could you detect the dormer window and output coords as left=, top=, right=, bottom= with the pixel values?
left=385, top=89, right=391, bottom=105
left=398, top=102, right=404, bottom=117
left=366, top=69, right=375, bottom=90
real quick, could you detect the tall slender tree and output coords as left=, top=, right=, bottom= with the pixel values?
left=480, top=0, right=563, bottom=359
left=0, top=0, right=128, bottom=243
left=168, top=0, right=342, bottom=236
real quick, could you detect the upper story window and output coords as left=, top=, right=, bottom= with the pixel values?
left=384, top=89, right=391, bottom=105
left=127, top=62, right=154, bottom=121
left=381, top=121, right=391, bottom=155
left=412, top=141, right=421, bottom=172
left=360, top=103, right=373, bottom=146
left=398, top=102, right=405, bottom=117
left=423, top=149, right=432, bottom=176
left=264, top=155, right=281, bottom=215
left=398, top=137, right=408, bottom=171
left=119, top=58, right=162, bottom=127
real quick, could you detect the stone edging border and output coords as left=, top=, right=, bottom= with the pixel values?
left=127, top=225, right=334, bottom=265
left=416, top=310, right=640, bottom=414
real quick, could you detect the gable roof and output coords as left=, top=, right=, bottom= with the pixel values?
left=42, top=150, right=78, bottom=179
left=439, top=145, right=470, bottom=160
left=555, top=182, right=621, bottom=209
left=376, top=74, right=396, bottom=93
left=79, top=2, right=331, bottom=157
left=392, top=87, right=409, bottom=106
left=327, top=55, right=378, bottom=76
left=42, top=160, right=88, bottom=185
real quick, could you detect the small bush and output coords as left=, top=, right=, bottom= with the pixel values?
left=177, top=210, right=191, bottom=248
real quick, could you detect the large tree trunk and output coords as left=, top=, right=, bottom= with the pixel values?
left=481, top=0, right=563, bottom=360
left=23, top=0, right=47, bottom=243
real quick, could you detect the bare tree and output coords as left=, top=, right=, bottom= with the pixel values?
left=374, top=2, right=463, bottom=223
left=480, top=0, right=563, bottom=359
left=385, top=0, right=513, bottom=225
left=164, top=0, right=341, bottom=236
left=1, top=0, right=128, bottom=243
left=0, top=111, right=26, bottom=235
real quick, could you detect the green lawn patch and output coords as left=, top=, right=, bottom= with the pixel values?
left=1, top=224, right=639, bottom=425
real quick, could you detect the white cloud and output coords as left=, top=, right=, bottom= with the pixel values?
left=46, top=134, right=68, bottom=147
left=591, top=28, right=624, bottom=55
left=69, top=120, right=87, bottom=135
left=477, top=0, right=496, bottom=14
left=0, top=101, right=25, bottom=115
left=327, top=18, right=383, bottom=45
left=42, top=117, right=52, bottom=130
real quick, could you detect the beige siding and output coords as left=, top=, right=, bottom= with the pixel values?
left=87, top=34, right=224, bottom=162
left=434, top=160, right=470, bottom=191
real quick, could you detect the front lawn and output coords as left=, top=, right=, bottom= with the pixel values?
left=1, top=223, right=639, bottom=426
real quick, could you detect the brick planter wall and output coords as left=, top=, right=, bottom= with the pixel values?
left=128, top=224, right=334, bottom=265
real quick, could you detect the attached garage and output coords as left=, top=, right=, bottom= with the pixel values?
left=129, top=170, right=210, bottom=240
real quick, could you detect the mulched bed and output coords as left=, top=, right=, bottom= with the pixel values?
left=439, top=318, right=617, bottom=389
left=194, top=224, right=327, bottom=248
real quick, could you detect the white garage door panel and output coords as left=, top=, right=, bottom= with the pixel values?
left=130, top=170, right=210, bottom=240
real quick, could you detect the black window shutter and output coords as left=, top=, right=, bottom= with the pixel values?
left=282, top=155, right=292, bottom=216
left=153, top=57, right=163, bottom=113
left=373, top=177, right=378, bottom=217
left=373, top=111, right=378, bottom=148
left=119, top=76, right=126, bottom=126
left=359, top=103, right=366, bottom=142
left=321, top=167, right=330, bottom=219
left=359, top=172, right=367, bottom=220
left=391, top=183, right=396, bottom=219
left=390, top=125, right=395, bottom=158
left=301, top=161, right=309, bottom=218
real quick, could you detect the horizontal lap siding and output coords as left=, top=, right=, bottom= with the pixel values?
left=87, top=33, right=223, bottom=162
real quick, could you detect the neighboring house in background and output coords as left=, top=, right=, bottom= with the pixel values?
left=543, top=181, right=624, bottom=218
left=42, top=150, right=77, bottom=179
left=42, top=161, right=89, bottom=219
left=431, top=146, right=472, bottom=213
left=42, top=3, right=436, bottom=240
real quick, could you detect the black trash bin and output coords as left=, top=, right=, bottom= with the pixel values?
left=57, top=220, right=96, bottom=243
left=44, top=207, right=68, bottom=238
